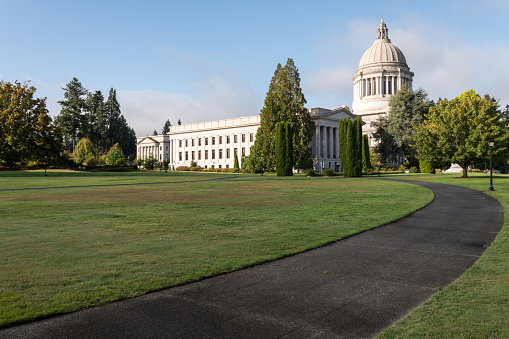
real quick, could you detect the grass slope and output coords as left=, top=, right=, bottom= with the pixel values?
left=0, top=172, right=432, bottom=328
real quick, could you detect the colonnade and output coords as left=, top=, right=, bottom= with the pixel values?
left=354, top=75, right=412, bottom=99
left=137, top=145, right=157, bottom=160
left=314, top=125, right=339, bottom=160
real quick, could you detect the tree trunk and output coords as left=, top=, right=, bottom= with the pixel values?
left=462, top=166, right=468, bottom=178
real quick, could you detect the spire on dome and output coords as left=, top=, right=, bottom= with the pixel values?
left=377, top=16, right=390, bottom=42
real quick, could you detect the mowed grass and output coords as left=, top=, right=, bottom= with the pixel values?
left=0, top=169, right=234, bottom=190
left=0, top=172, right=433, bottom=328
left=378, top=173, right=509, bottom=338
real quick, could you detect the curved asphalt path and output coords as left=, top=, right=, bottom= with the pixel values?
left=0, top=180, right=503, bottom=338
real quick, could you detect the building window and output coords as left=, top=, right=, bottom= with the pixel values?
left=160, top=146, right=162, bottom=150
left=198, top=150, right=201, bottom=160
left=179, top=140, right=182, bottom=147
left=219, top=165, right=222, bottom=169
left=205, top=165, right=207, bottom=169
left=205, top=138, right=208, bottom=146
left=212, top=150, right=215, bottom=159
left=192, top=151, right=195, bottom=160
left=250, top=133, right=253, bottom=142
left=185, top=151, right=188, bottom=161
left=192, top=139, right=195, bottom=147
left=234, top=135, right=238, bottom=143
left=205, top=150, right=208, bottom=160
left=227, top=149, right=230, bottom=158
left=226, top=135, right=230, bottom=144
left=212, top=137, right=215, bottom=145
left=226, top=165, right=229, bottom=169
left=219, top=149, right=223, bottom=159
left=179, top=152, right=182, bottom=161
left=219, top=136, right=222, bottom=144
left=185, top=139, right=188, bottom=147
left=242, top=134, right=246, bottom=142
left=165, top=146, right=168, bottom=151
left=234, top=148, right=238, bottom=157
left=198, top=138, right=202, bottom=146
left=242, top=147, right=245, bottom=156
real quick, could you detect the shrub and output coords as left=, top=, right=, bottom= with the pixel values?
left=306, top=168, right=317, bottom=177
left=419, top=160, right=435, bottom=174
left=324, top=168, right=334, bottom=176
left=143, top=156, right=157, bottom=170
left=398, top=164, right=406, bottom=172
left=410, top=166, right=419, bottom=173
left=189, top=166, right=203, bottom=171
left=176, top=166, right=190, bottom=171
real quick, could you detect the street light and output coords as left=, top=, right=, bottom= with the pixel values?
left=488, top=140, right=495, bottom=191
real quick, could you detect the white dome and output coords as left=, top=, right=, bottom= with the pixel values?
left=358, top=40, right=407, bottom=68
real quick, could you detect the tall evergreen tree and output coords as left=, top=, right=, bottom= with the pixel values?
left=362, top=134, right=371, bottom=172
left=233, top=153, right=240, bottom=169
left=55, top=77, right=88, bottom=152
left=285, top=122, right=294, bottom=176
left=153, top=129, right=158, bottom=136
left=251, top=58, right=315, bottom=171
left=352, top=118, right=363, bottom=176
left=85, top=90, right=107, bottom=160
left=275, top=122, right=286, bottom=176
left=177, top=118, right=181, bottom=125
left=162, top=119, right=172, bottom=134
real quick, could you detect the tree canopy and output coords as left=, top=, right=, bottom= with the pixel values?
left=251, top=58, right=315, bottom=171
left=413, top=89, right=509, bottom=177
left=373, top=86, right=434, bottom=166
left=55, top=79, right=137, bottom=159
left=162, top=119, right=172, bottom=134
left=0, top=81, right=63, bottom=166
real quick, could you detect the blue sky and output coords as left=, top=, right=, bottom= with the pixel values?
left=2, top=0, right=508, bottom=137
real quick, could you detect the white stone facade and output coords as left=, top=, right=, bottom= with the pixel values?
left=168, top=116, right=259, bottom=169
left=137, top=135, right=170, bottom=162
left=136, top=106, right=356, bottom=172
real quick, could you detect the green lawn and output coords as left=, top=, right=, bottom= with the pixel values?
left=377, top=173, right=509, bottom=338
left=0, top=171, right=433, bottom=328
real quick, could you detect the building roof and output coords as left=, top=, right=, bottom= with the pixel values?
left=358, top=17, right=408, bottom=69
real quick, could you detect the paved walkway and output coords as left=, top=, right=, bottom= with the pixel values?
left=0, top=180, right=503, bottom=338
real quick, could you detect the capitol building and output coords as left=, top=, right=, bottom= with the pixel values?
left=137, top=18, right=413, bottom=172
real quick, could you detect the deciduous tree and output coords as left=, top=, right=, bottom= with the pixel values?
left=413, top=90, right=509, bottom=177
left=0, top=81, right=63, bottom=166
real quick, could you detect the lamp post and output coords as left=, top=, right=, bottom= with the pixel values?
left=489, top=140, right=494, bottom=191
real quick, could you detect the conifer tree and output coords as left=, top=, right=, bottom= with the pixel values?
left=275, top=122, right=286, bottom=176
left=162, top=119, right=172, bottom=134
left=352, top=118, right=363, bottom=176
left=285, top=122, right=294, bottom=176
left=56, top=77, right=88, bottom=152
left=251, top=59, right=315, bottom=171
left=233, top=153, right=239, bottom=169
left=362, top=134, right=371, bottom=172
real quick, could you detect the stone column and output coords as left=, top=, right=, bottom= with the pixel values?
left=316, top=125, right=321, bottom=160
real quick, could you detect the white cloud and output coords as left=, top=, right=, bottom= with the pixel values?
left=119, top=75, right=260, bottom=137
